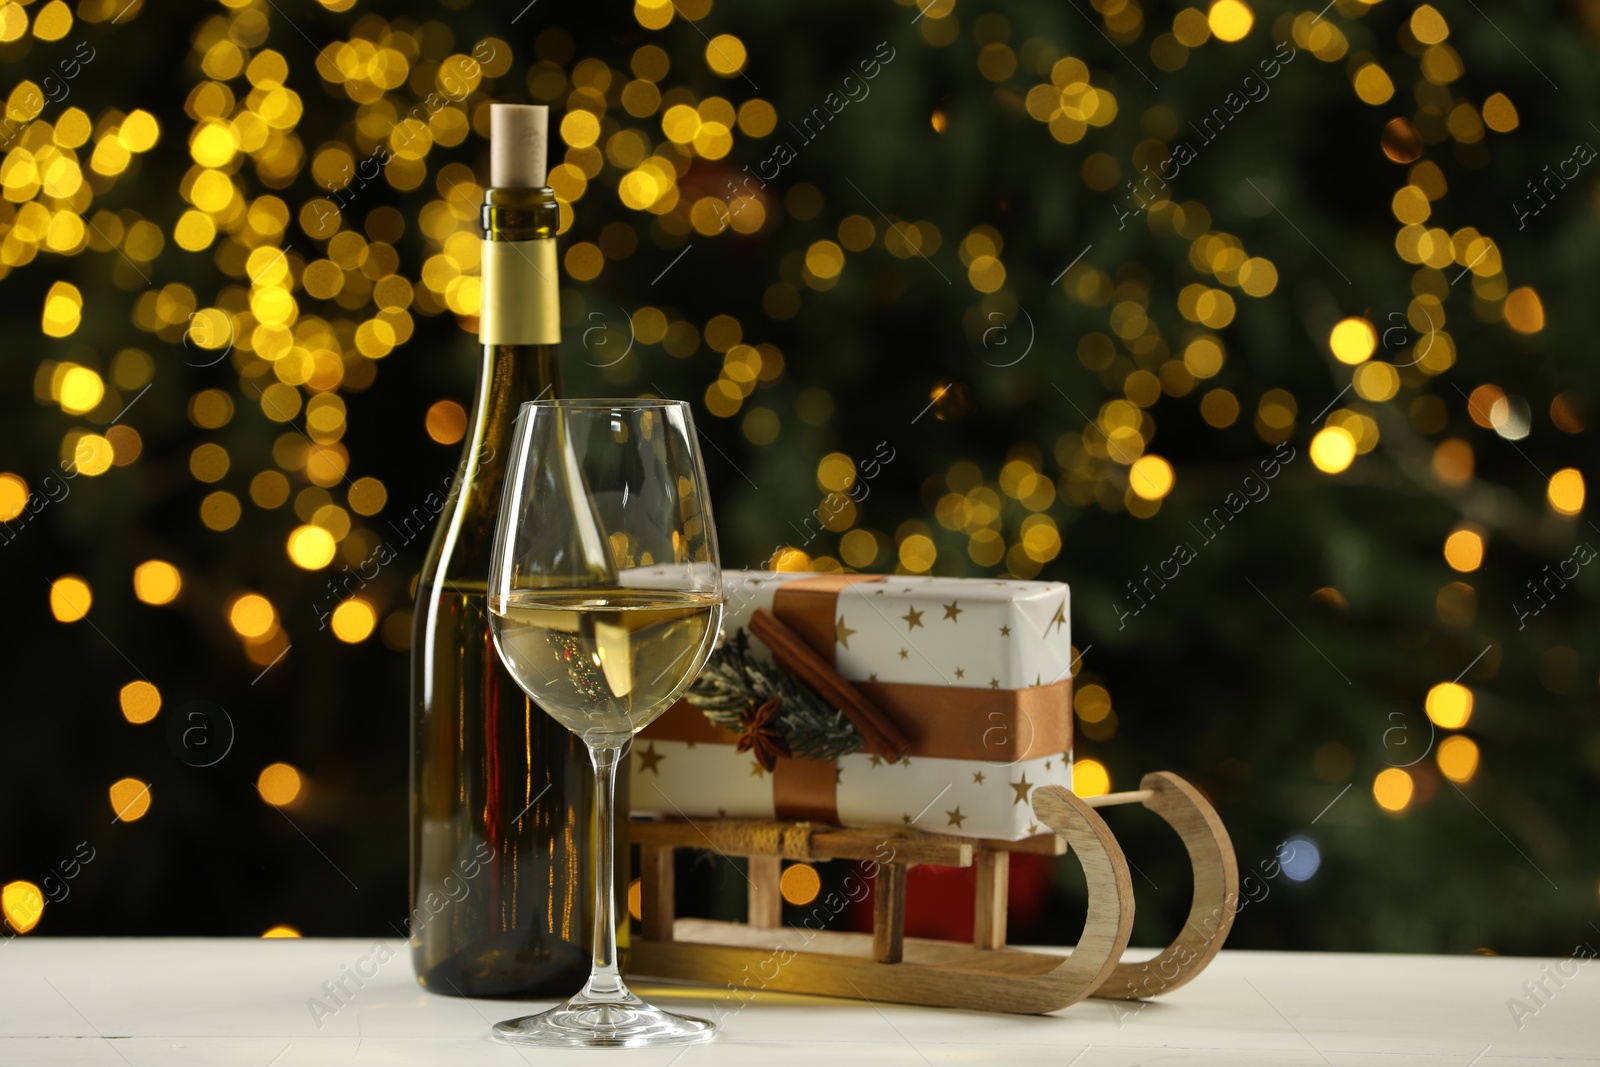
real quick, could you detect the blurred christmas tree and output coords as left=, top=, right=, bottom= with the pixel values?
left=0, top=0, right=1594, bottom=955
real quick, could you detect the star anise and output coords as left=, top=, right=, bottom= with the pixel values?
left=735, top=698, right=791, bottom=772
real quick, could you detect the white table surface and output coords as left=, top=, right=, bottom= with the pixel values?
left=0, top=939, right=1593, bottom=1065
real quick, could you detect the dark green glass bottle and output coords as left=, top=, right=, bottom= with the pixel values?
left=410, top=104, right=626, bottom=998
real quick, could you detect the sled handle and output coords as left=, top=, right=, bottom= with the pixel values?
left=1090, top=771, right=1239, bottom=1000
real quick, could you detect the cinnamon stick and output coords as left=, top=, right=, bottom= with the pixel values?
left=749, top=607, right=912, bottom=763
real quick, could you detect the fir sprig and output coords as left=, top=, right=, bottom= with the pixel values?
left=686, top=629, right=863, bottom=762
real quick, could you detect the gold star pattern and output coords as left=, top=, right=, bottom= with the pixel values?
left=972, top=770, right=986, bottom=784
left=954, top=667, right=965, bottom=679
left=902, top=607, right=924, bottom=630
left=750, top=760, right=767, bottom=777
left=869, top=754, right=884, bottom=767
left=637, top=743, right=665, bottom=775
left=989, top=678, right=1000, bottom=689
left=836, top=615, right=856, bottom=649
left=1026, top=822, right=1039, bottom=835
left=1010, top=772, right=1033, bottom=806
left=946, top=806, right=967, bottom=829
left=684, top=740, right=697, bottom=749
left=942, top=601, right=962, bottom=621
left=902, top=813, right=913, bottom=825
left=999, top=625, right=1011, bottom=636
left=868, top=672, right=879, bottom=682
left=898, top=648, right=909, bottom=660
left=1050, top=599, right=1067, bottom=635
left=1045, top=759, right=1052, bottom=771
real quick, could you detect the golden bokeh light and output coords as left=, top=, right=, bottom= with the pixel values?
left=109, top=777, right=152, bottom=822
left=133, top=560, right=183, bottom=605
left=1425, top=682, right=1474, bottom=729
left=119, top=680, right=162, bottom=724
left=425, top=399, right=468, bottom=445
left=257, top=762, right=303, bottom=806
left=49, top=575, right=92, bottom=622
left=1547, top=469, right=1584, bottom=516
left=1353, top=361, right=1399, bottom=403
left=229, top=593, right=278, bottom=640
left=1075, top=684, right=1112, bottom=723
left=1482, top=93, right=1518, bottom=133
left=41, top=281, right=83, bottom=338
left=1503, top=287, right=1544, bottom=334
left=190, top=443, right=231, bottom=483
left=71, top=434, right=115, bottom=477
left=200, top=491, right=242, bottom=531
left=1329, top=318, right=1377, bottom=364
left=1073, top=758, right=1111, bottom=798
left=58, top=366, right=105, bottom=415
left=1411, top=4, right=1449, bottom=44
left=1373, top=768, right=1413, bottom=813
left=1309, top=427, right=1356, bottom=474
left=348, top=477, right=387, bottom=516
left=1128, top=455, right=1174, bottom=500
left=898, top=533, right=937, bottom=573
left=251, top=471, right=291, bottom=510
left=331, top=599, right=377, bottom=643
left=0, top=473, right=27, bottom=521
left=2, top=881, right=45, bottom=934
left=1437, top=735, right=1479, bottom=783
left=1442, top=528, right=1484, bottom=572
left=779, top=863, right=822, bottom=905
left=705, top=34, right=747, bottom=76
left=1352, top=63, right=1394, bottom=105
left=33, top=1, right=72, bottom=41
left=1207, top=0, right=1253, bottom=42
left=287, top=524, right=337, bottom=569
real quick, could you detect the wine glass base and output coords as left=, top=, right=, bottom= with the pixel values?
left=493, top=996, right=715, bottom=1049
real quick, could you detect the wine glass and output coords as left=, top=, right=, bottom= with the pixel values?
left=486, top=398, right=723, bottom=1048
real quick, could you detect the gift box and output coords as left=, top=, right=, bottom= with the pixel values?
left=631, top=571, right=1074, bottom=841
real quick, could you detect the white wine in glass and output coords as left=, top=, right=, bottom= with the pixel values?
left=487, top=399, right=723, bottom=1048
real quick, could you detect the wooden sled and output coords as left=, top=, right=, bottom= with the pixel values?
left=626, top=771, right=1238, bottom=1013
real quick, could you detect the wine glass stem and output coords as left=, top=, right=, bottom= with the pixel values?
left=583, top=743, right=626, bottom=1000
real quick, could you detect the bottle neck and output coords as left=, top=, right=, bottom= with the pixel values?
left=477, top=184, right=563, bottom=450
left=417, top=188, right=564, bottom=584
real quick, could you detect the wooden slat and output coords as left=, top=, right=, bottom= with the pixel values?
left=978, top=832, right=1068, bottom=856
left=664, top=918, right=1068, bottom=976
left=973, top=849, right=1008, bottom=950
left=629, top=818, right=972, bottom=867
left=872, top=863, right=907, bottom=963
left=639, top=845, right=675, bottom=942
left=748, top=855, right=782, bottom=929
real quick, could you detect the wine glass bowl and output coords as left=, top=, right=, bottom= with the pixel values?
left=486, top=398, right=723, bottom=1048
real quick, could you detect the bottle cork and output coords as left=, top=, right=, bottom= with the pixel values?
left=490, top=104, right=549, bottom=188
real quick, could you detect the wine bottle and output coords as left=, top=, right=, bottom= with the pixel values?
left=410, top=104, right=626, bottom=998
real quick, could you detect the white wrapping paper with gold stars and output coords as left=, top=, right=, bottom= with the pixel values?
left=631, top=571, right=1075, bottom=841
